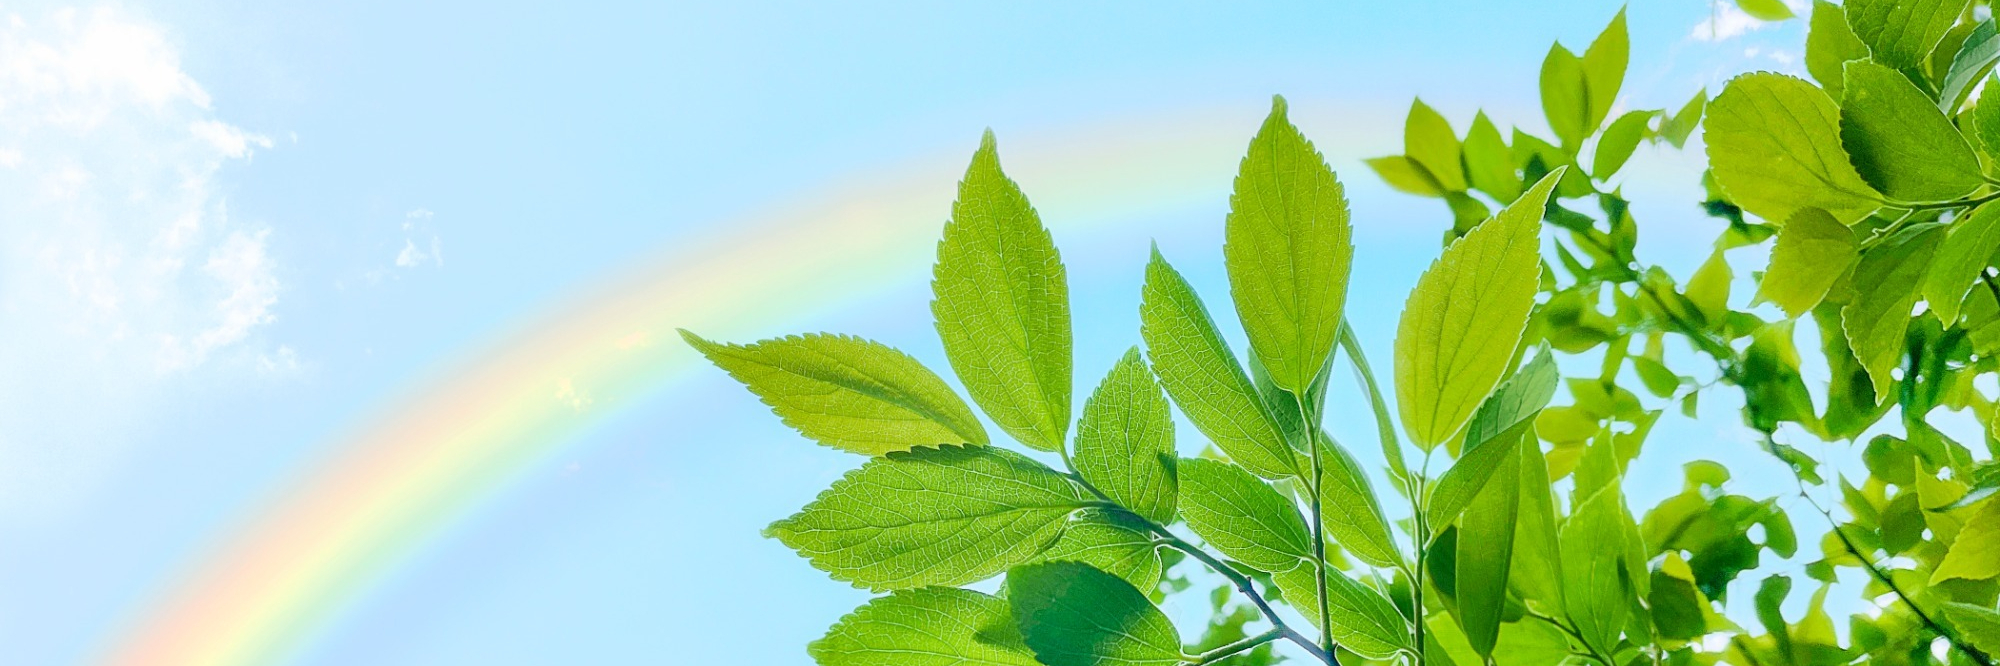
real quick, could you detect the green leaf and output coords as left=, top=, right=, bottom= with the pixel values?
left=1705, top=73, right=1882, bottom=224
left=1685, top=248, right=1733, bottom=325
left=1939, top=21, right=2000, bottom=112
left=1755, top=208, right=1859, bottom=318
left=1142, top=249, right=1297, bottom=479
left=1562, top=483, right=1632, bottom=655
left=1843, top=224, right=1946, bottom=396
left=1737, top=0, right=1795, bottom=21
left=767, top=444, right=1090, bottom=590
left=1463, top=349, right=1560, bottom=458
left=932, top=131, right=1071, bottom=452
left=1942, top=602, right=2000, bottom=656
left=1007, top=561, right=1183, bottom=666
left=1406, top=98, right=1467, bottom=192
left=1368, top=156, right=1446, bottom=197
left=1456, top=440, right=1522, bottom=656
left=1395, top=170, right=1555, bottom=449
left=1977, top=80, right=2000, bottom=160
left=1934, top=497, right=2000, bottom=583
left=808, top=588, right=1041, bottom=666
left=1659, top=90, right=1707, bottom=149
left=1581, top=9, right=1630, bottom=136
left=1807, top=0, right=1871, bottom=98
left=1073, top=348, right=1177, bottom=523
left=1924, top=201, right=2000, bottom=324
left=1428, top=419, right=1533, bottom=532
left=1591, top=110, right=1651, bottom=179
left=1839, top=59, right=1984, bottom=203
left=1541, top=44, right=1590, bottom=149
left=1034, top=509, right=1164, bottom=592
left=681, top=331, right=988, bottom=455
left=1304, top=435, right=1402, bottom=569
left=1226, top=96, right=1355, bottom=394
left=1341, top=323, right=1413, bottom=487
left=1511, top=436, right=1566, bottom=616
left=1175, top=457, right=1311, bottom=573
left=1270, top=564, right=1412, bottom=659
left=1844, top=0, right=1971, bottom=69
left=1465, top=112, right=1523, bottom=201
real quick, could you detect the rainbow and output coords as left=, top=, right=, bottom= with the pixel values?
left=89, top=106, right=1359, bottom=666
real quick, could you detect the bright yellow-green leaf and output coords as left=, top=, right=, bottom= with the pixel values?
left=1465, top=112, right=1521, bottom=201
left=1541, top=44, right=1589, bottom=149
left=1175, top=457, right=1310, bottom=573
left=1303, top=436, right=1401, bottom=569
left=1073, top=348, right=1177, bottom=523
left=1563, top=483, right=1632, bottom=655
left=1225, top=96, right=1355, bottom=394
left=1843, top=224, right=1945, bottom=396
left=1581, top=9, right=1630, bottom=134
left=1660, top=90, right=1707, bottom=149
left=1924, top=201, right=2000, bottom=324
left=809, top=588, right=1041, bottom=666
left=1976, top=79, right=2000, bottom=161
left=1008, top=562, right=1183, bottom=666
left=1395, top=171, right=1556, bottom=449
left=1840, top=59, right=1984, bottom=203
left=932, top=131, right=1071, bottom=451
left=1686, top=248, right=1733, bottom=325
left=1512, top=436, right=1566, bottom=617
left=1032, top=509, right=1164, bottom=592
left=1844, top=0, right=1971, bottom=69
left=1705, top=73, right=1882, bottom=224
left=1756, top=208, right=1859, bottom=318
left=1808, top=0, right=1871, bottom=98
left=1591, top=110, right=1652, bottom=179
left=1270, top=563, right=1412, bottom=659
left=1934, top=497, right=2000, bottom=583
left=1457, top=440, right=1522, bottom=656
left=1367, top=155, right=1445, bottom=197
left=768, top=444, right=1090, bottom=591
left=1737, top=0, right=1795, bottom=21
left=1943, top=602, right=2000, bottom=657
left=682, top=331, right=987, bottom=455
left=1141, top=249, right=1296, bottom=479
left=1407, top=98, right=1467, bottom=192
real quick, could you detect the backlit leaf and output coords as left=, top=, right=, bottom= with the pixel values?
left=1175, top=457, right=1310, bottom=573
left=932, top=131, right=1071, bottom=451
left=1270, top=564, right=1412, bottom=659
left=1939, top=20, right=2000, bottom=112
left=1008, top=561, right=1183, bottom=666
left=1073, top=348, right=1177, bottom=523
left=1563, top=483, right=1632, bottom=655
left=1592, top=110, right=1652, bottom=179
left=1304, top=436, right=1401, bottom=569
left=1756, top=208, right=1858, bottom=318
left=682, top=331, right=987, bottom=455
left=1034, top=509, right=1164, bottom=592
left=1406, top=98, right=1467, bottom=192
left=1737, top=0, right=1795, bottom=21
left=1923, top=201, right=2000, bottom=324
left=1457, top=440, right=1522, bottom=656
left=1142, top=249, right=1297, bottom=479
left=1705, top=73, right=1881, bottom=224
left=1839, top=59, right=1983, bottom=203
left=1934, top=497, right=2000, bottom=583
left=1226, top=96, right=1355, bottom=393
left=1844, top=0, right=1970, bottom=69
left=1807, top=0, right=1871, bottom=98
left=808, top=588, right=1040, bottom=666
left=1843, top=223, right=1945, bottom=396
left=1581, top=9, right=1630, bottom=135
left=1465, top=112, right=1523, bottom=201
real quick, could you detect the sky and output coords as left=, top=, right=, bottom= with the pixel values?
left=0, top=1, right=1869, bottom=665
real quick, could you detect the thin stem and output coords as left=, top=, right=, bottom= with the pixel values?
left=1526, top=610, right=1613, bottom=666
left=1149, top=529, right=1334, bottom=664
left=1187, top=627, right=1284, bottom=665
left=1297, top=396, right=1335, bottom=660
left=1800, top=493, right=1994, bottom=666
left=1411, top=450, right=1434, bottom=666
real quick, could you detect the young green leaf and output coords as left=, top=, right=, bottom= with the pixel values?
left=1977, top=81, right=2000, bottom=161
left=1175, top=457, right=1311, bottom=573
left=1843, top=0, right=1970, bottom=69
left=1341, top=323, right=1414, bottom=487
left=1465, top=112, right=1523, bottom=201
left=1705, top=73, right=1881, bottom=224
left=1073, top=348, right=1177, bottom=523
left=1923, top=201, right=2000, bottom=324
left=1685, top=248, right=1733, bottom=325
left=1939, top=21, right=2000, bottom=112
left=1368, top=155, right=1447, bottom=197
left=1406, top=98, right=1467, bottom=192
left=932, top=131, right=1072, bottom=452
left=1395, top=170, right=1556, bottom=450
left=1225, top=96, right=1355, bottom=394
left=1933, top=497, right=2000, bottom=583
left=1457, top=441, right=1522, bottom=657
left=1843, top=224, right=1946, bottom=397
left=1581, top=9, right=1630, bottom=134
left=1839, top=59, right=1984, bottom=203
left=1541, top=44, right=1590, bottom=149
left=1736, top=0, right=1795, bottom=21
left=767, top=444, right=1090, bottom=591
left=1942, top=602, right=2000, bottom=657
left=1755, top=208, right=1859, bottom=318
left=1303, top=435, right=1401, bottom=569
left=1807, top=0, right=1871, bottom=98
left=1033, top=509, right=1164, bottom=592
left=1591, top=110, right=1652, bottom=180
left=1142, top=248, right=1297, bottom=479
left=1511, top=436, right=1566, bottom=616
left=1270, top=564, right=1413, bottom=659
left=1007, top=561, right=1184, bottom=666
left=1659, top=90, right=1707, bottom=149
left=1427, top=419, right=1533, bottom=532
left=681, top=331, right=988, bottom=455
left=808, top=588, right=1041, bottom=666
left=1562, top=483, right=1632, bottom=655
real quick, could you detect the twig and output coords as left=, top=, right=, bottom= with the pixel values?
left=1799, top=493, right=1994, bottom=666
left=1150, top=529, right=1334, bottom=664
left=1188, top=627, right=1284, bottom=664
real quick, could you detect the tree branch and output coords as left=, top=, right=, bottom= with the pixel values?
left=1799, top=493, right=1993, bottom=666
left=1149, top=529, right=1334, bottom=664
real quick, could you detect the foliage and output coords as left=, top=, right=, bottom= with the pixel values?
left=686, top=2, right=2000, bottom=665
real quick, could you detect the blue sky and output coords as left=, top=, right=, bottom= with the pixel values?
left=0, top=2, right=1856, bottom=664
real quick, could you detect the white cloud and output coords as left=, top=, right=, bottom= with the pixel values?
left=0, top=6, right=285, bottom=517
left=391, top=208, right=442, bottom=269
left=1691, top=4, right=1766, bottom=42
